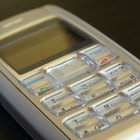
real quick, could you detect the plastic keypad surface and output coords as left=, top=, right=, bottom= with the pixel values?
left=42, top=89, right=84, bottom=116
left=63, top=109, right=109, bottom=138
left=79, top=44, right=117, bottom=67
left=45, top=56, right=93, bottom=87
left=99, top=62, right=139, bottom=88
left=22, top=43, right=140, bottom=138
left=69, top=75, right=115, bottom=103
left=122, top=82, right=140, bottom=106
left=27, top=78, right=52, bottom=96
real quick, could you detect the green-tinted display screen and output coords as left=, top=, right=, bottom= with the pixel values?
left=0, top=19, right=92, bottom=74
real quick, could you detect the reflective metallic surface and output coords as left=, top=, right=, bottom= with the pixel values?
left=0, top=1, right=139, bottom=140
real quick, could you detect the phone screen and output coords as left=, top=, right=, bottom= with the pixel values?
left=0, top=19, right=93, bottom=74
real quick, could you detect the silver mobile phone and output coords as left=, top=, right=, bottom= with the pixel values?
left=0, top=5, right=140, bottom=140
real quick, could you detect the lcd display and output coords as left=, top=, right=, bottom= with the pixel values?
left=0, top=19, right=92, bottom=74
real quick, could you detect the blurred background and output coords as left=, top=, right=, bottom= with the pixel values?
left=0, top=0, right=140, bottom=139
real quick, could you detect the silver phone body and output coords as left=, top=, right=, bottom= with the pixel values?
left=0, top=5, right=140, bottom=140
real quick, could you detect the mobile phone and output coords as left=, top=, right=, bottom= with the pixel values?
left=0, top=5, right=140, bottom=140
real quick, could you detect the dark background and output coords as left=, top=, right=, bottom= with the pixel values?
left=0, top=0, right=140, bottom=139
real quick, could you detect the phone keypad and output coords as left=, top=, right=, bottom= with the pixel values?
left=69, top=75, right=115, bottom=103
left=99, top=62, right=139, bottom=88
left=63, top=109, right=109, bottom=138
left=122, top=82, right=140, bottom=107
left=79, top=44, right=117, bottom=67
left=42, top=89, right=84, bottom=116
left=27, top=78, right=52, bottom=96
left=91, top=95, right=124, bottom=114
left=21, top=43, right=140, bottom=138
left=91, top=94, right=138, bottom=125
left=107, top=105, right=137, bottom=124
left=45, top=57, right=93, bottom=87
left=21, top=73, right=53, bottom=96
